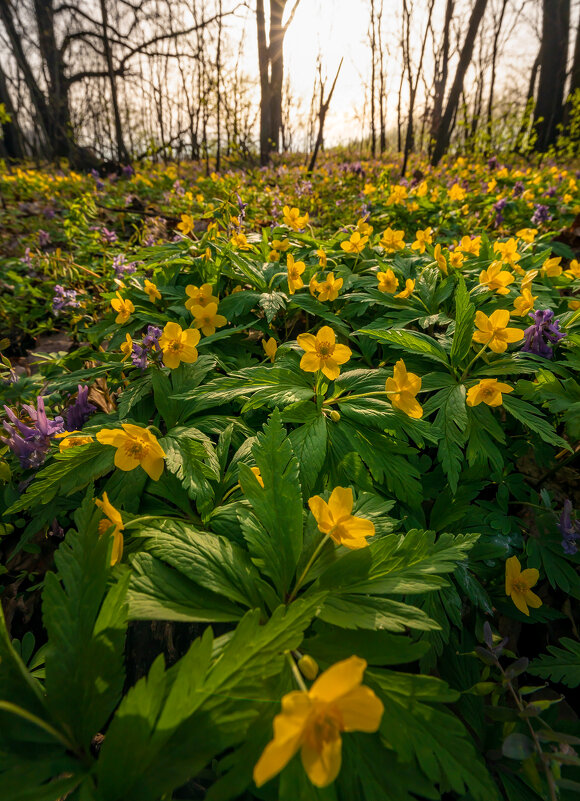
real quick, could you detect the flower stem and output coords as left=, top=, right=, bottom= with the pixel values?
left=286, top=652, right=308, bottom=692
left=323, top=390, right=394, bottom=406
left=287, top=534, right=330, bottom=603
left=461, top=342, right=488, bottom=381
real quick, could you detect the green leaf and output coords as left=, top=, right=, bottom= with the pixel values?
left=162, top=426, right=219, bottom=513
left=528, top=638, right=580, bottom=687
left=151, top=369, right=179, bottom=428
left=431, top=384, right=467, bottom=493
left=6, top=443, right=114, bottom=514
left=318, top=594, right=441, bottom=632
left=304, top=625, right=430, bottom=666
left=42, top=496, right=130, bottom=750
left=502, top=395, right=570, bottom=450
left=239, top=409, right=303, bottom=596
left=288, top=414, right=327, bottom=497
left=450, top=276, right=475, bottom=365
left=358, top=327, right=449, bottom=365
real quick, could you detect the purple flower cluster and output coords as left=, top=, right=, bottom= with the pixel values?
left=64, top=385, right=96, bottom=431
left=493, top=197, right=508, bottom=227
left=52, top=284, right=79, bottom=315
left=531, top=204, right=552, bottom=226
left=91, top=169, right=105, bottom=191
left=521, top=309, right=565, bottom=359
left=512, top=181, right=524, bottom=197
left=112, top=254, right=136, bottom=278
left=487, top=156, right=499, bottom=171
left=131, top=325, right=162, bottom=369
left=122, top=164, right=134, bottom=177
left=558, top=500, right=580, bottom=555
left=2, top=397, right=64, bottom=468
left=101, top=227, right=118, bottom=244
left=21, top=247, right=33, bottom=268
left=37, top=229, right=51, bottom=248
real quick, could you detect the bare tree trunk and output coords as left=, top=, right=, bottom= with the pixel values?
left=563, top=11, right=580, bottom=128
left=430, top=0, right=489, bottom=165
left=429, top=0, right=454, bottom=157
left=533, top=0, right=570, bottom=150
left=215, top=0, right=222, bottom=171
left=0, top=64, right=25, bottom=159
left=377, top=0, right=386, bottom=153
left=486, top=0, right=508, bottom=146
left=308, top=58, right=343, bottom=173
left=369, top=0, right=377, bottom=157
left=402, top=0, right=434, bottom=176
left=99, top=0, right=128, bottom=163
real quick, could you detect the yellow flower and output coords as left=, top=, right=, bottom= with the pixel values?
left=316, top=248, right=327, bottom=267
left=56, top=432, right=94, bottom=452
left=473, top=309, right=523, bottom=353
left=505, top=555, right=542, bottom=616
left=457, top=235, right=481, bottom=256
left=316, top=272, right=343, bottom=302
left=253, top=655, right=383, bottom=788
left=94, top=492, right=124, bottom=566
left=185, top=283, right=218, bottom=310
left=385, top=359, right=422, bottom=418
left=231, top=232, right=251, bottom=250
left=448, top=183, right=466, bottom=201
left=516, top=227, right=537, bottom=243
left=111, top=292, right=134, bottom=324
left=541, top=256, right=562, bottom=278
left=521, top=269, right=538, bottom=291
left=449, top=251, right=465, bottom=270
left=411, top=227, right=433, bottom=254
left=96, top=423, right=165, bottom=480
left=144, top=279, right=161, bottom=303
left=565, top=259, right=580, bottom=280
left=434, top=244, right=447, bottom=274
left=494, top=239, right=520, bottom=266
left=297, top=326, right=352, bottom=381
left=568, top=299, right=580, bottom=310
left=308, top=487, right=375, bottom=549
left=268, top=238, right=291, bottom=261
left=120, top=333, right=133, bottom=361
left=363, top=183, right=376, bottom=195
left=250, top=466, right=264, bottom=487
left=340, top=231, right=368, bottom=254
left=189, top=302, right=228, bottom=336
left=309, top=274, right=320, bottom=296
left=177, top=213, right=195, bottom=236
left=466, top=378, right=513, bottom=407
left=511, top=288, right=537, bottom=317
left=479, top=262, right=515, bottom=295
left=377, top=269, right=399, bottom=293
left=379, top=227, right=405, bottom=252
left=158, top=322, right=200, bottom=369
left=415, top=180, right=428, bottom=197
left=287, top=253, right=306, bottom=295
left=355, top=217, right=373, bottom=236
left=395, top=278, right=415, bottom=299
left=262, top=337, right=278, bottom=362
left=387, top=185, right=408, bottom=204
left=283, top=205, right=309, bottom=231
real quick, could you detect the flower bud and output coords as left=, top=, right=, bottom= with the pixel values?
left=329, top=410, right=341, bottom=422
left=298, top=654, right=319, bottom=680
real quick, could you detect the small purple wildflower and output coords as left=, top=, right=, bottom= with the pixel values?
left=21, top=247, right=33, bottom=268
left=131, top=325, right=162, bottom=370
left=122, top=164, right=134, bottom=177
left=101, top=227, right=118, bottom=244
left=64, top=385, right=96, bottom=431
left=487, top=156, right=499, bottom=171
left=52, top=285, right=79, bottom=315
left=521, top=309, right=565, bottom=359
left=531, top=204, right=552, bottom=226
left=513, top=181, right=524, bottom=197
left=37, top=230, right=51, bottom=248
left=544, top=186, right=557, bottom=198
left=112, top=254, right=136, bottom=278
left=2, top=397, right=64, bottom=468
left=493, top=197, right=508, bottom=227
left=558, top=500, right=580, bottom=555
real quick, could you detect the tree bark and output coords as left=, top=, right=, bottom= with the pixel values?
left=99, top=0, right=129, bottom=164
left=430, top=0, right=489, bottom=166
left=533, top=0, right=570, bottom=151
left=0, top=64, right=25, bottom=159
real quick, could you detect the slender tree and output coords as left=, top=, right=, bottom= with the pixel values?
left=533, top=0, right=570, bottom=151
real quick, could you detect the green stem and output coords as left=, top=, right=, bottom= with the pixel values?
left=0, top=701, right=78, bottom=753
left=286, top=652, right=308, bottom=692
left=221, top=483, right=241, bottom=503
left=287, top=534, right=330, bottom=603
left=461, top=342, right=488, bottom=381
left=323, top=390, right=394, bottom=406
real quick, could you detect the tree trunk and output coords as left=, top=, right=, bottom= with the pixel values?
left=268, top=0, right=285, bottom=156
left=533, top=0, right=570, bottom=151
left=429, top=0, right=454, bottom=157
left=0, top=64, right=25, bottom=159
left=563, top=12, right=580, bottom=128
left=256, top=0, right=271, bottom=164
left=99, top=0, right=128, bottom=164
left=430, top=0, right=489, bottom=166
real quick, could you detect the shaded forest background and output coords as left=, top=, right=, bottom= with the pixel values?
left=0, top=0, right=579, bottom=172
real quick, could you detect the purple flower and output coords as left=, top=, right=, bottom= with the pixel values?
left=37, top=229, right=51, bottom=248
left=487, top=156, right=499, bottom=171
left=21, top=247, right=33, bottom=268
left=531, top=204, right=552, bottom=226
left=64, top=385, right=96, bottom=431
left=112, top=254, right=136, bottom=278
left=130, top=325, right=162, bottom=370
left=558, top=500, right=580, bottom=554
left=122, top=164, right=134, bottom=177
left=101, top=227, right=118, bottom=244
left=513, top=181, right=524, bottom=197
left=544, top=186, right=557, bottom=198
left=52, top=284, right=79, bottom=314
left=521, top=309, right=565, bottom=359
left=2, top=397, right=64, bottom=468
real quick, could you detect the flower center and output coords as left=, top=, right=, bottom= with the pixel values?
left=512, top=579, right=528, bottom=593
left=169, top=339, right=183, bottom=353
left=304, top=705, right=343, bottom=752
left=481, top=386, right=494, bottom=398
left=124, top=438, right=148, bottom=460
left=316, top=340, right=334, bottom=358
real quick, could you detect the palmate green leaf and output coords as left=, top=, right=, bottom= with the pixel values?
left=317, top=529, right=479, bottom=596
left=502, top=395, right=570, bottom=450
left=318, top=594, right=441, bottom=632
left=131, top=517, right=264, bottom=610
left=6, top=443, right=114, bottom=514
left=430, top=384, right=467, bottom=494
left=162, top=426, right=220, bottom=513
left=173, top=364, right=314, bottom=413
left=0, top=757, right=86, bottom=801
left=42, top=494, right=130, bottom=751
left=259, top=290, right=287, bottom=322
left=357, top=327, right=450, bottom=365
left=288, top=413, right=327, bottom=496
left=450, top=276, right=475, bottom=365
left=370, top=670, right=500, bottom=801
left=128, top=553, right=244, bottom=623
left=528, top=638, right=580, bottom=687
left=95, top=598, right=321, bottom=801
left=304, top=624, right=430, bottom=666
left=151, top=369, right=178, bottom=428
left=239, top=409, right=303, bottom=596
